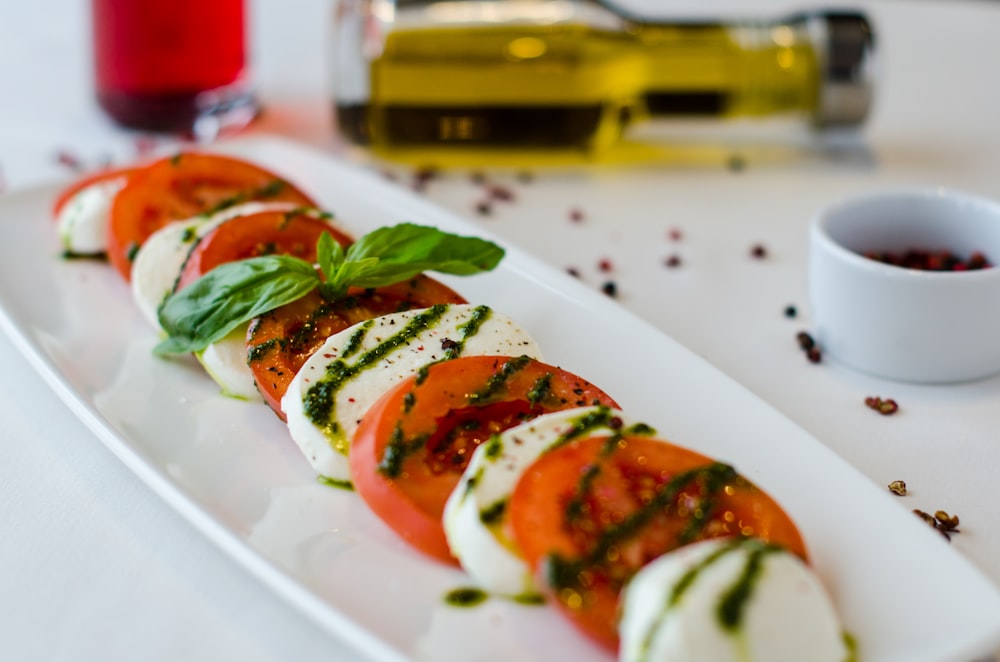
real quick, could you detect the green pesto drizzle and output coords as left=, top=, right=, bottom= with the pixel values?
left=377, top=426, right=429, bottom=477
left=340, top=319, right=373, bottom=359
left=247, top=337, right=284, bottom=364
left=198, top=179, right=287, bottom=219
left=168, top=228, right=206, bottom=296
left=483, top=433, right=503, bottom=460
left=717, top=542, right=780, bottom=630
left=402, top=391, right=416, bottom=414
left=461, top=467, right=483, bottom=501
left=317, top=474, right=354, bottom=491
left=636, top=539, right=780, bottom=661
left=545, top=462, right=738, bottom=593
left=550, top=406, right=656, bottom=453
left=635, top=540, right=743, bottom=659
left=479, top=498, right=507, bottom=525
left=842, top=632, right=858, bottom=662
left=303, top=304, right=451, bottom=440
left=512, top=592, right=545, bottom=606
left=59, top=250, right=107, bottom=261
left=525, top=373, right=553, bottom=406
left=467, top=355, right=532, bottom=405
left=444, top=587, right=488, bottom=607
left=443, top=305, right=491, bottom=359
left=564, top=463, right=601, bottom=523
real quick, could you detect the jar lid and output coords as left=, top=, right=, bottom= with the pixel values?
left=810, top=11, right=876, bottom=128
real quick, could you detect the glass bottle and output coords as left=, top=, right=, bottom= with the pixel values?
left=331, top=0, right=874, bottom=157
left=91, top=0, right=259, bottom=138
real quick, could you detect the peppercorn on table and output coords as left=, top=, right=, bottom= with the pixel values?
left=2, top=0, right=1000, bottom=661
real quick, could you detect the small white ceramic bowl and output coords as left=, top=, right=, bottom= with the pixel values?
left=808, top=187, right=1000, bottom=383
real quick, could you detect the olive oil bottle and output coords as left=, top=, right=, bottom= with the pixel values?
left=332, top=0, right=874, bottom=159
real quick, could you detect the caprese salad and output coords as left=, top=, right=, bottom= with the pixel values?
left=53, top=151, right=853, bottom=662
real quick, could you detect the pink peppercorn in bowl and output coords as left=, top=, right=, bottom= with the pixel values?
left=808, top=187, right=1000, bottom=383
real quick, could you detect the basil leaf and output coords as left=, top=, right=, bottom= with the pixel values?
left=317, top=231, right=344, bottom=280
left=326, top=223, right=505, bottom=294
left=154, top=255, right=320, bottom=356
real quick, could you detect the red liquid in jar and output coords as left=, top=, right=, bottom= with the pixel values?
left=92, top=0, right=256, bottom=133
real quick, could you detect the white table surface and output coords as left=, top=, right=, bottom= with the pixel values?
left=3, top=0, right=1000, bottom=660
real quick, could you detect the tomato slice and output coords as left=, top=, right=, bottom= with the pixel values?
left=349, top=355, right=620, bottom=565
left=507, top=435, right=806, bottom=651
left=52, top=165, right=141, bottom=218
left=246, top=278, right=467, bottom=418
left=174, top=209, right=354, bottom=292
left=108, top=152, right=317, bottom=281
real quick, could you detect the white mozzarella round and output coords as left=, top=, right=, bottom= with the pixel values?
left=195, top=323, right=261, bottom=401
left=56, top=178, right=125, bottom=255
left=443, top=406, right=650, bottom=597
left=619, top=538, right=847, bottom=662
left=130, top=201, right=297, bottom=330
left=282, top=304, right=542, bottom=482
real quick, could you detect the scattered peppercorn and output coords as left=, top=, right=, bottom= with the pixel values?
left=864, top=248, right=992, bottom=271
left=516, top=170, right=534, bottom=184
left=598, top=258, right=613, bottom=273
left=411, top=165, right=439, bottom=192
left=795, top=331, right=822, bottom=363
left=488, top=184, right=515, bottom=202
left=750, top=244, right=768, bottom=259
left=474, top=200, right=492, bottom=216
left=133, top=135, right=158, bottom=156
left=569, top=208, right=585, bottom=223
left=888, top=480, right=907, bottom=496
left=784, top=305, right=797, bottom=319
left=864, top=396, right=899, bottom=415
left=727, top=154, right=747, bottom=172
left=667, top=228, right=683, bottom=242
left=601, top=281, right=618, bottom=298
left=664, top=254, right=682, bottom=268
left=566, top=267, right=581, bottom=278
left=913, top=508, right=961, bottom=541
left=469, top=170, right=487, bottom=185
left=935, top=510, right=960, bottom=532
left=56, top=149, right=84, bottom=171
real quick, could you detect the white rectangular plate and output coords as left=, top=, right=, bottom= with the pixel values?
left=2, top=136, right=999, bottom=662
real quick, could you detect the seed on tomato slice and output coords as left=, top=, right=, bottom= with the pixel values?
left=349, top=355, right=619, bottom=565
left=246, top=277, right=467, bottom=419
left=506, top=435, right=806, bottom=651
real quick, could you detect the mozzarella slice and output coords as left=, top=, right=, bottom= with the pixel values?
left=130, top=201, right=298, bottom=330
left=195, top=323, right=260, bottom=401
left=56, top=178, right=125, bottom=255
left=619, top=538, right=848, bottom=662
left=444, top=406, right=651, bottom=597
left=282, top=304, right=542, bottom=482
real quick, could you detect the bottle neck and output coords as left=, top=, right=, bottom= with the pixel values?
left=631, top=18, right=819, bottom=122
left=629, top=10, right=873, bottom=128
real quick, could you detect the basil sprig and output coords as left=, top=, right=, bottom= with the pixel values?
left=154, top=222, right=504, bottom=356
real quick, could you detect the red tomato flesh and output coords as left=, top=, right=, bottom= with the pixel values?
left=246, top=278, right=467, bottom=419
left=107, top=152, right=316, bottom=281
left=174, top=209, right=353, bottom=292
left=507, top=435, right=806, bottom=651
left=349, top=355, right=619, bottom=565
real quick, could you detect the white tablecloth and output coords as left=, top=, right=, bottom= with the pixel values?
left=2, top=1, right=999, bottom=660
